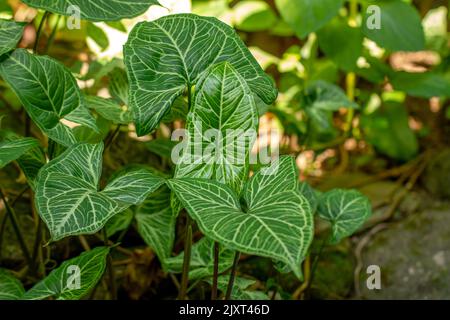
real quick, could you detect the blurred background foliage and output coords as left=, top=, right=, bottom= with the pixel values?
left=1, top=0, right=450, bottom=299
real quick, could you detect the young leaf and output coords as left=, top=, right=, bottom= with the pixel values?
left=168, top=156, right=314, bottom=279
left=23, top=247, right=109, bottom=300
left=317, top=189, right=371, bottom=244
left=135, top=184, right=177, bottom=264
left=0, top=269, right=25, bottom=300
left=21, top=0, right=161, bottom=22
left=211, top=276, right=269, bottom=300
left=275, top=0, right=344, bottom=39
left=35, top=143, right=165, bottom=241
left=165, top=237, right=234, bottom=280
left=124, top=13, right=277, bottom=135
left=302, top=81, right=359, bottom=111
left=0, top=49, right=96, bottom=146
left=175, top=62, right=259, bottom=195
left=0, top=137, right=39, bottom=169
left=362, top=0, right=425, bottom=52
left=0, top=19, right=26, bottom=56
left=85, top=96, right=133, bottom=124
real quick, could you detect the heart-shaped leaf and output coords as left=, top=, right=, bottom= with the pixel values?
left=168, top=156, right=314, bottom=279
left=317, top=189, right=371, bottom=244
left=21, top=0, right=161, bottom=22
left=135, top=184, right=177, bottom=264
left=0, top=49, right=97, bottom=146
left=105, top=208, right=133, bottom=237
left=175, top=62, right=259, bottom=195
left=124, top=13, right=277, bottom=135
left=0, top=19, right=25, bottom=56
left=275, top=0, right=344, bottom=39
left=0, top=269, right=25, bottom=300
left=165, top=237, right=234, bottom=280
left=35, top=143, right=165, bottom=241
left=23, top=247, right=109, bottom=300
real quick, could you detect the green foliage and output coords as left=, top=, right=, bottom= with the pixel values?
left=23, top=247, right=109, bottom=300
left=0, top=19, right=26, bottom=56
left=124, top=14, right=277, bottom=135
left=35, top=143, right=165, bottom=241
left=21, top=0, right=161, bottom=22
left=362, top=0, right=425, bottom=52
left=0, top=269, right=25, bottom=300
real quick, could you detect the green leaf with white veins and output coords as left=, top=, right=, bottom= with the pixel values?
left=124, top=13, right=277, bottom=136
left=0, top=137, right=39, bottom=168
left=0, top=19, right=26, bottom=56
left=318, top=189, right=371, bottom=244
left=0, top=269, right=25, bottom=300
left=21, top=0, right=161, bottom=22
left=169, top=156, right=314, bottom=279
left=85, top=96, right=133, bottom=124
left=35, top=143, right=165, bottom=241
left=275, top=0, right=344, bottom=39
left=135, top=184, right=177, bottom=264
left=23, top=247, right=109, bottom=300
left=165, top=237, right=234, bottom=280
left=175, top=62, right=259, bottom=195
left=211, top=276, right=269, bottom=300
left=0, top=49, right=97, bottom=146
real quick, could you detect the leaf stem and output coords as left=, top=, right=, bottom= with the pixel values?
left=225, top=251, right=240, bottom=300
left=0, top=188, right=34, bottom=273
left=178, top=214, right=192, bottom=300
left=44, top=14, right=62, bottom=54
left=104, top=124, right=122, bottom=149
left=103, top=228, right=117, bottom=300
left=211, top=241, right=220, bottom=300
left=33, top=11, right=50, bottom=54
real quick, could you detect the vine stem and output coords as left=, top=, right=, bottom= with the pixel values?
left=33, top=11, right=50, bottom=54
left=103, top=228, right=117, bottom=300
left=225, top=252, right=240, bottom=300
left=0, top=188, right=35, bottom=273
left=178, top=84, right=194, bottom=300
left=44, top=14, right=62, bottom=54
left=178, top=214, right=192, bottom=300
left=344, top=0, right=358, bottom=134
left=104, top=125, right=122, bottom=149
left=211, top=241, right=220, bottom=300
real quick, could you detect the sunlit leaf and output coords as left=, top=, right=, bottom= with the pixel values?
left=124, top=13, right=277, bottom=135
left=22, top=0, right=161, bottom=22
left=275, top=0, right=344, bottom=39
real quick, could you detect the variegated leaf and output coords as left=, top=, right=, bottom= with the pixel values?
left=124, top=13, right=277, bottom=135
left=35, top=143, right=165, bottom=241
left=175, top=62, right=259, bottom=195
left=21, top=0, right=161, bottom=22
left=0, top=269, right=25, bottom=300
left=317, top=189, right=372, bottom=243
left=168, top=156, right=314, bottom=279
left=0, top=19, right=25, bottom=56
left=23, top=247, right=109, bottom=300
left=0, top=137, right=39, bottom=169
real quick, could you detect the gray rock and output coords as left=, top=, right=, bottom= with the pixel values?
left=359, top=207, right=450, bottom=299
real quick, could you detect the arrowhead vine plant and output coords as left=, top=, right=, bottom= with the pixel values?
left=0, top=0, right=396, bottom=301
